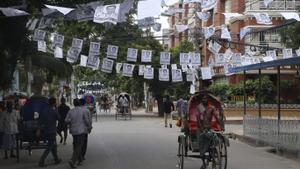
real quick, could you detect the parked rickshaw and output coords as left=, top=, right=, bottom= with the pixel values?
left=177, top=91, right=229, bottom=169
left=116, top=92, right=131, bottom=120
left=99, top=94, right=112, bottom=113
left=17, top=96, right=50, bottom=162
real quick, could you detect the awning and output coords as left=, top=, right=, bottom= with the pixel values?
left=229, top=56, right=300, bottom=73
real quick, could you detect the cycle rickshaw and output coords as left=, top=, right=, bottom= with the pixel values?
left=115, top=92, right=131, bottom=120
left=16, top=96, right=50, bottom=162
left=177, top=91, right=229, bottom=169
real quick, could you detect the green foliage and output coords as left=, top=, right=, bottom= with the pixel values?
left=279, top=22, right=300, bottom=48
left=208, top=83, right=229, bottom=97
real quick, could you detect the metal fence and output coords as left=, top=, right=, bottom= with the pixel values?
left=244, top=115, right=300, bottom=150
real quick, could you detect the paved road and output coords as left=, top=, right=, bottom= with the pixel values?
left=1, top=117, right=300, bottom=169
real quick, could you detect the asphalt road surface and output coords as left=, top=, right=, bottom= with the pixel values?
left=1, top=117, right=300, bottom=169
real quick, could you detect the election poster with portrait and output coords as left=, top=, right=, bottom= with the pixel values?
left=38, top=41, right=47, bottom=53
left=94, top=4, right=120, bottom=24
left=160, top=52, right=171, bottom=65
left=72, top=38, right=83, bottom=50
left=86, top=55, right=100, bottom=69
left=144, top=67, right=154, bottom=79
left=172, top=69, right=183, bottom=82
left=201, top=67, right=212, bottom=80
left=52, top=33, right=64, bottom=48
left=107, top=45, right=119, bottom=59
left=101, top=58, right=114, bottom=73
left=33, top=29, right=46, bottom=41
left=89, top=42, right=100, bottom=55
left=180, top=53, right=190, bottom=65
left=254, top=13, right=272, bottom=25
left=186, top=69, right=195, bottom=82
left=283, top=48, right=293, bottom=59
left=122, top=63, right=134, bottom=77
left=80, top=55, right=88, bottom=67
left=127, top=48, right=138, bottom=62
left=141, top=50, right=152, bottom=62
left=190, top=52, right=201, bottom=65
left=159, top=68, right=169, bottom=82
left=67, top=47, right=81, bottom=62
left=231, top=53, right=242, bottom=65
left=266, top=50, right=277, bottom=60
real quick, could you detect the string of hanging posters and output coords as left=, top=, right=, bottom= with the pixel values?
left=32, top=29, right=216, bottom=83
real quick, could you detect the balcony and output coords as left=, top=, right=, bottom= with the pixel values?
left=245, top=0, right=300, bottom=12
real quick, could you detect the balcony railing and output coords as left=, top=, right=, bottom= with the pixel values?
left=246, top=0, right=300, bottom=11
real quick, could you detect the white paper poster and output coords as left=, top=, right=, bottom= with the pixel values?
left=201, top=67, right=212, bottom=80
left=87, top=55, right=100, bottom=69
left=201, top=0, right=218, bottom=11
left=160, top=52, right=171, bottom=65
left=89, top=42, right=100, bottom=55
left=67, top=47, right=81, bottom=62
left=38, top=41, right=47, bottom=53
left=54, top=46, right=63, bottom=59
left=190, top=52, right=201, bottom=65
left=208, top=41, right=221, bottom=54
left=127, top=48, right=138, bottom=62
left=141, top=50, right=152, bottom=62
left=116, top=63, right=123, bottom=73
left=204, top=27, right=215, bottom=39
left=144, top=67, right=154, bottom=79
left=159, top=68, right=169, bottom=81
left=186, top=69, right=195, bottom=82
left=222, top=13, right=243, bottom=20
left=264, top=0, right=273, bottom=7
left=171, top=64, right=177, bottom=70
left=240, top=27, right=251, bottom=40
left=175, top=24, right=189, bottom=33
left=215, top=53, right=225, bottom=65
left=138, top=65, right=145, bottom=76
left=231, top=53, right=242, bottom=64
left=101, top=58, right=114, bottom=73
left=180, top=53, right=190, bottom=65
left=266, top=50, right=277, bottom=60
left=107, top=45, right=119, bottom=59
left=282, top=48, right=293, bottom=59
left=52, top=33, right=64, bottom=47
left=80, top=55, right=88, bottom=67
left=221, top=26, right=231, bottom=40
left=281, top=12, right=300, bottom=21
left=181, top=64, right=188, bottom=72
left=196, top=12, right=210, bottom=21
left=208, top=56, right=215, bottom=67
left=72, top=38, right=83, bottom=50
left=94, top=4, right=120, bottom=24
left=254, top=13, right=272, bottom=25
left=122, top=63, right=134, bottom=77
left=241, top=56, right=252, bottom=66
left=33, top=29, right=46, bottom=41
left=224, top=48, right=233, bottom=60
left=296, top=49, right=300, bottom=57
left=224, top=63, right=234, bottom=76
left=172, top=69, right=183, bottom=82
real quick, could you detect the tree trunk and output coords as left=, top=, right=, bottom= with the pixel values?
left=156, top=95, right=164, bottom=117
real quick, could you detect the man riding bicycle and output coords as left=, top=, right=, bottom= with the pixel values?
left=196, top=95, right=223, bottom=169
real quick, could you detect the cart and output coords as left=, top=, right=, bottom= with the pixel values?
left=177, top=91, right=229, bottom=169
left=16, top=96, right=50, bottom=162
left=115, top=92, right=131, bottom=120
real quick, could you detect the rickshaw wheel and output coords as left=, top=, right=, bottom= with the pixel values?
left=219, top=136, right=227, bottom=169
left=177, top=135, right=185, bottom=169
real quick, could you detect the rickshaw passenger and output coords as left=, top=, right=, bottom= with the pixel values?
left=118, top=96, right=129, bottom=114
left=196, top=95, right=222, bottom=169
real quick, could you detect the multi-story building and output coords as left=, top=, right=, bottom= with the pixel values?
left=167, top=2, right=190, bottom=48
left=201, top=0, right=300, bottom=85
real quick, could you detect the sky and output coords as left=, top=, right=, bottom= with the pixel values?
left=137, top=0, right=179, bottom=37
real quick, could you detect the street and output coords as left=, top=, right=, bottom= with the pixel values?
left=1, top=116, right=300, bottom=169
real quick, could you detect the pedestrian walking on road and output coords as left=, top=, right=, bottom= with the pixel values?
left=176, top=96, right=184, bottom=118
left=2, top=101, right=19, bottom=159
left=163, top=95, right=174, bottom=128
left=65, top=99, right=92, bottom=168
left=38, top=97, right=62, bottom=167
left=80, top=98, right=93, bottom=161
left=57, top=97, right=70, bottom=145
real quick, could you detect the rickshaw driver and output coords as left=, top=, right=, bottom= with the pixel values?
left=196, top=95, right=222, bottom=169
